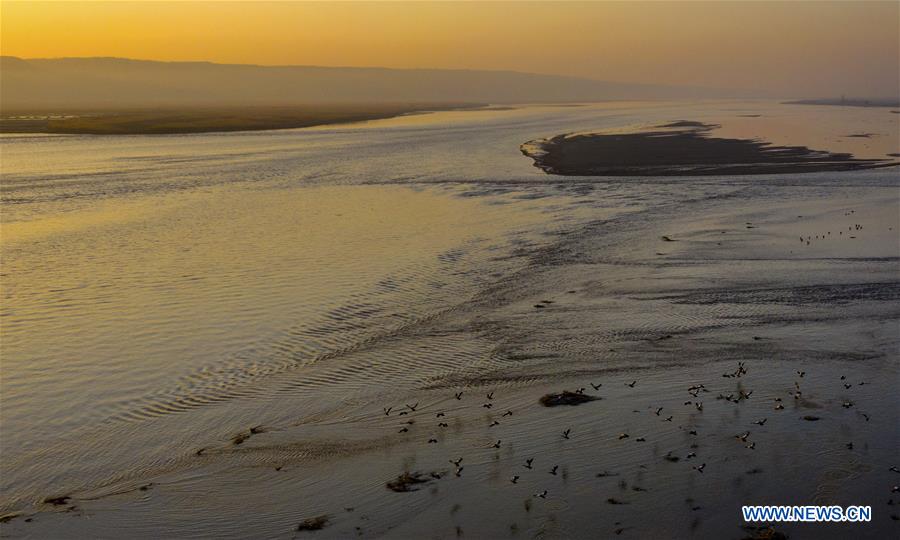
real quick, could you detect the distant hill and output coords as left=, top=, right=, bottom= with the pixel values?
left=1, top=56, right=737, bottom=110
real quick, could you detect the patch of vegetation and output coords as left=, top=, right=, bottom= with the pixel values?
left=0, top=103, right=478, bottom=135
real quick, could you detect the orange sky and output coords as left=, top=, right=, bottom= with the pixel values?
left=2, top=1, right=897, bottom=97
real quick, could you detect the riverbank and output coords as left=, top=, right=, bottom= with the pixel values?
left=0, top=103, right=480, bottom=135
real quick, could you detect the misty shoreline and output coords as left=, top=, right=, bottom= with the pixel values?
left=0, top=104, right=482, bottom=135
left=784, top=98, right=900, bottom=109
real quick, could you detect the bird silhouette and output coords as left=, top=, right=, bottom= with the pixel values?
left=455, top=392, right=463, bottom=400
left=511, top=475, right=519, bottom=484
left=492, top=440, right=502, bottom=449
left=693, top=463, right=706, bottom=473
left=562, top=428, right=571, bottom=439
left=524, top=458, right=534, bottom=469
left=626, top=381, right=637, bottom=388
left=550, top=465, right=558, bottom=475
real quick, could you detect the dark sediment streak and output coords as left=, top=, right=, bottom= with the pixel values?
left=521, top=121, right=898, bottom=176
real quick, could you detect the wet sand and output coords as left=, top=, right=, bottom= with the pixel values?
left=6, top=181, right=899, bottom=539
left=521, top=121, right=898, bottom=176
left=1, top=102, right=898, bottom=538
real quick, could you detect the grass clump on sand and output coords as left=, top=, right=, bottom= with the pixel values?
left=296, top=515, right=330, bottom=531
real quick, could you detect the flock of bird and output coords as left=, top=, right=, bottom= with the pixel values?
left=373, top=359, right=898, bottom=537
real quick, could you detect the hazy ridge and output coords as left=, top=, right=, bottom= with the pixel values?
left=0, top=56, right=735, bottom=110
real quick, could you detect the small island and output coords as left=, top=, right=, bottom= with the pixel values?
left=521, top=121, right=898, bottom=176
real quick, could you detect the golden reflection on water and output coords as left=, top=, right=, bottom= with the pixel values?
left=0, top=181, right=555, bottom=420
left=1, top=193, right=193, bottom=243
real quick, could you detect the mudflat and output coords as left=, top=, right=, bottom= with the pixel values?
left=522, top=121, right=898, bottom=176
